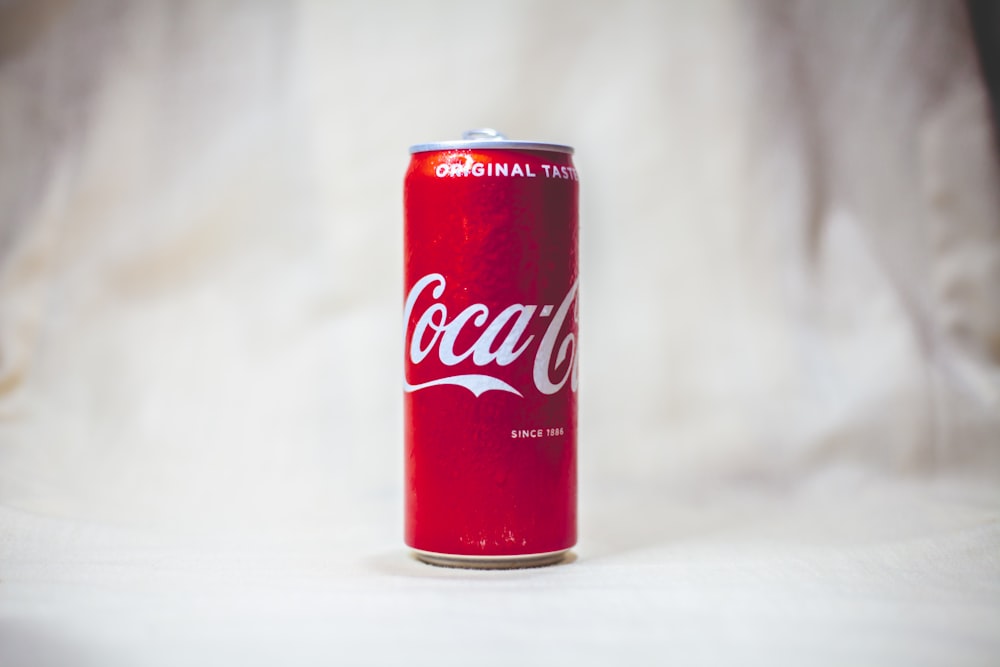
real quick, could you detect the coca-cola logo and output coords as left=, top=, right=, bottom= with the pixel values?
left=403, top=273, right=579, bottom=398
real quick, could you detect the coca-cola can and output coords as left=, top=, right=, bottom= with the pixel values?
left=404, top=129, right=579, bottom=568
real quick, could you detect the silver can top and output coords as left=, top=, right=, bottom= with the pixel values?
left=409, top=129, right=574, bottom=155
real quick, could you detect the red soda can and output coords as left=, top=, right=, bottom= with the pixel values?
left=404, top=129, right=579, bottom=568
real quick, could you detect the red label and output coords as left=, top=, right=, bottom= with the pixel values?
left=404, top=148, right=578, bottom=556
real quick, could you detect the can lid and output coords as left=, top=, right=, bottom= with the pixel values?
left=409, top=129, right=574, bottom=155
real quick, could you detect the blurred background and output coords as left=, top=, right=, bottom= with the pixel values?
left=1, top=1, right=998, bottom=665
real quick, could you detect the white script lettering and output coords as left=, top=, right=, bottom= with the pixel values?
left=403, top=273, right=579, bottom=397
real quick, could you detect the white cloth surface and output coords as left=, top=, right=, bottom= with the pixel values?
left=0, top=1, right=998, bottom=665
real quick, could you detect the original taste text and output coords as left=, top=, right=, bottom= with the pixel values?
left=435, top=159, right=578, bottom=181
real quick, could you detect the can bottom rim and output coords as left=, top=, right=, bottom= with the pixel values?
left=412, top=548, right=572, bottom=570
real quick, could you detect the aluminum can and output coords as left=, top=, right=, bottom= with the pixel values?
left=404, top=129, right=579, bottom=568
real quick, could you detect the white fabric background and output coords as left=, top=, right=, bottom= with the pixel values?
left=1, top=1, right=998, bottom=665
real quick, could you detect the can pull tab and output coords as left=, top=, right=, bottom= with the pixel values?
left=462, top=128, right=507, bottom=141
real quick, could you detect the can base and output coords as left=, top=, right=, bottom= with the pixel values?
left=412, top=549, right=572, bottom=570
